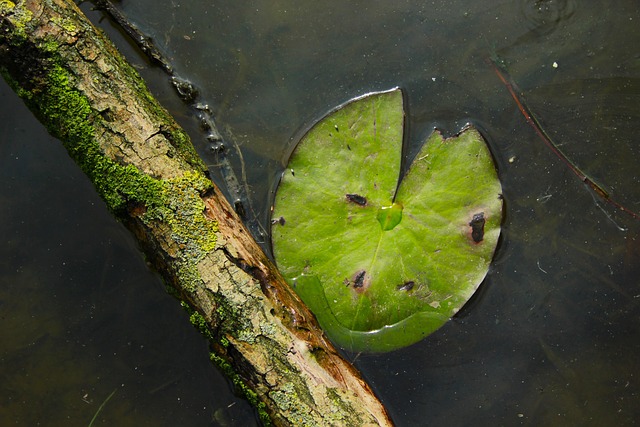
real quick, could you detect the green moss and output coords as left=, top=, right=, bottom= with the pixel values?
left=218, top=335, right=230, bottom=348
left=20, top=62, right=165, bottom=216
left=40, top=39, right=60, bottom=54
left=2, top=8, right=214, bottom=268
left=0, top=1, right=32, bottom=40
left=0, top=0, right=15, bottom=12
left=0, top=27, right=206, bottom=227
left=185, top=306, right=215, bottom=342
left=50, top=16, right=77, bottom=35
left=35, top=64, right=217, bottom=289
left=23, top=61, right=218, bottom=294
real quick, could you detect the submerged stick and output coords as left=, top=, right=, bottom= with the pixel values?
left=487, top=56, right=640, bottom=222
left=88, top=389, right=117, bottom=427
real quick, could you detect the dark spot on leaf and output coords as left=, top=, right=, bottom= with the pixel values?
left=469, top=212, right=485, bottom=243
left=345, top=270, right=368, bottom=290
left=397, top=281, right=415, bottom=291
left=346, top=193, right=367, bottom=206
left=353, top=270, right=366, bottom=288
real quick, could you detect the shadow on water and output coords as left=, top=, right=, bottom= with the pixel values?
left=2, top=0, right=640, bottom=425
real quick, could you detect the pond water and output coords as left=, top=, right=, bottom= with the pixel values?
left=2, top=0, right=639, bottom=425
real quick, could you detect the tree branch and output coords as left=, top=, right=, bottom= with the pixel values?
left=0, top=0, right=392, bottom=425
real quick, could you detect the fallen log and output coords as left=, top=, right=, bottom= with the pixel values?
left=0, top=1, right=393, bottom=425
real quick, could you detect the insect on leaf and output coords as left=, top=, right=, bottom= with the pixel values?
left=271, top=88, right=502, bottom=352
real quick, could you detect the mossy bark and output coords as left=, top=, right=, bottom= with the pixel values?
left=0, top=1, right=393, bottom=426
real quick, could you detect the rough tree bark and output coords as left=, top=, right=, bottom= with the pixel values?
left=0, top=1, right=393, bottom=425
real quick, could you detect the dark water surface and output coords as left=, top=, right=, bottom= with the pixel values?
left=2, top=0, right=640, bottom=425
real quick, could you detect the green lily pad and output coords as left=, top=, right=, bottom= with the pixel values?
left=271, top=88, right=502, bottom=352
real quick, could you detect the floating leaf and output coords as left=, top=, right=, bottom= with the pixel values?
left=271, top=88, right=502, bottom=352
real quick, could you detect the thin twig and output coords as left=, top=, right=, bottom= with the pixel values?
left=88, top=388, right=117, bottom=427
left=487, top=56, right=640, bottom=221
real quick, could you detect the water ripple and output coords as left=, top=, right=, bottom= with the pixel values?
left=519, top=0, right=577, bottom=35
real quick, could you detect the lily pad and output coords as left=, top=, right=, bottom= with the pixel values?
left=271, top=88, right=502, bottom=352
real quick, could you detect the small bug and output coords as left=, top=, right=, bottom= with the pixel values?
left=271, top=216, right=285, bottom=226
left=469, top=212, right=485, bottom=243
left=397, top=281, right=415, bottom=291
left=346, top=193, right=367, bottom=206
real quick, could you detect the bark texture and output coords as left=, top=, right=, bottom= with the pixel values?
left=0, top=1, right=393, bottom=425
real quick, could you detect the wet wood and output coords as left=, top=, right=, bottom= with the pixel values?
left=0, top=1, right=393, bottom=425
